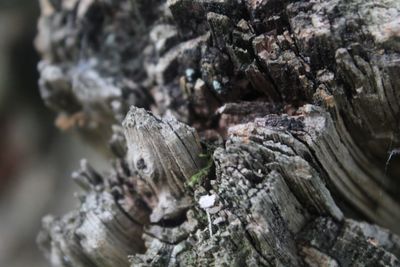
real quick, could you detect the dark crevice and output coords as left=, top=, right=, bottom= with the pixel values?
left=151, top=210, right=188, bottom=228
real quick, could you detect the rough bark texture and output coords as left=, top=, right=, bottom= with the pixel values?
left=36, top=0, right=400, bottom=266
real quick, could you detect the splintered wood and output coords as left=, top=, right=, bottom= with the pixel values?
left=123, top=106, right=205, bottom=222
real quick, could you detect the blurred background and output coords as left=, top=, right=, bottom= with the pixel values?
left=0, top=1, right=107, bottom=266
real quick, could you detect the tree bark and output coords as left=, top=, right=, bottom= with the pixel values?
left=35, top=0, right=400, bottom=266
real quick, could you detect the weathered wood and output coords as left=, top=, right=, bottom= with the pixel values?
left=38, top=108, right=207, bottom=266
left=298, top=217, right=400, bottom=266
left=37, top=160, right=148, bottom=267
left=123, top=106, right=205, bottom=222
left=35, top=0, right=400, bottom=266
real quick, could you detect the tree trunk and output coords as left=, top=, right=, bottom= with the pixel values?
left=35, top=0, right=400, bottom=266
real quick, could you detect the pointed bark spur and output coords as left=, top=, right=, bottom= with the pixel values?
left=122, top=106, right=205, bottom=223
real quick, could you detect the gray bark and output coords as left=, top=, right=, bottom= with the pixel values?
left=35, top=0, right=400, bottom=266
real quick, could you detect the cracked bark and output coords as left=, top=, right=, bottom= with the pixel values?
left=36, top=0, right=400, bottom=266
